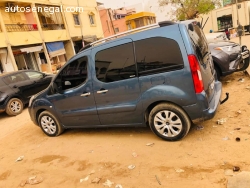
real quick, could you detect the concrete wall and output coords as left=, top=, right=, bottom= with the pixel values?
left=0, top=52, right=15, bottom=72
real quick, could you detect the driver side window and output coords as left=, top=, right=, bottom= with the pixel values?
left=54, top=56, right=88, bottom=92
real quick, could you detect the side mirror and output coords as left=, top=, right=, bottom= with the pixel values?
left=42, top=73, right=46, bottom=78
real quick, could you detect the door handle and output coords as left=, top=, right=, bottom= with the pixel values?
left=80, top=92, right=91, bottom=97
left=13, top=85, right=17, bottom=88
left=97, top=89, right=108, bottom=94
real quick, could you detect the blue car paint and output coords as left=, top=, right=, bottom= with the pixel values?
left=28, top=20, right=222, bottom=133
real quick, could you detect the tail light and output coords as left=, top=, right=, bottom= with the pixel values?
left=188, top=55, right=204, bottom=93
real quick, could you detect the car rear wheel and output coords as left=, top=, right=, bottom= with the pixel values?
left=38, top=111, right=64, bottom=137
left=6, top=98, right=23, bottom=116
left=149, top=103, right=191, bottom=141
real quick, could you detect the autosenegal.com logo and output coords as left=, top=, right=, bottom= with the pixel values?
left=5, top=5, right=84, bottom=14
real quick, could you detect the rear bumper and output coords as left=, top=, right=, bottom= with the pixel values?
left=201, top=81, right=222, bottom=121
left=183, top=81, right=223, bottom=123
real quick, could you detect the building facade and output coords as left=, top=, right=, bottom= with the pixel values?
left=0, top=0, right=103, bottom=73
left=199, top=1, right=250, bottom=34
left=126, top=12, right=156, bottom=30
left=99, top=7, right=136, bottom=37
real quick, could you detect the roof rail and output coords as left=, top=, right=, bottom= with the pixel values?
left=158, top=21, right=176, bottom=27
left=90, top=23, right=159, bottom=46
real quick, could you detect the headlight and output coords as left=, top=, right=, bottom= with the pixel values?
left=29, top=95, right=35, bottom=107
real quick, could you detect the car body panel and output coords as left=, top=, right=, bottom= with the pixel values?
left=28, top=20, right=223, bottom=136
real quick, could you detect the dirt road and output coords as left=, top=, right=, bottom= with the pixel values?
left=0, top=71, right=250, bottom=188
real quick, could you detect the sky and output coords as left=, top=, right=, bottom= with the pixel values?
left=99, top=0, right=146, bottom=9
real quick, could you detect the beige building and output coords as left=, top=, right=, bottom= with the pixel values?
left=0, top=0, right=103, bottom=73
left=198, top=1, right=250, bottom=34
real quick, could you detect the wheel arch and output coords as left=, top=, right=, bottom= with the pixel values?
left=144, top=100, right=191, bottom=125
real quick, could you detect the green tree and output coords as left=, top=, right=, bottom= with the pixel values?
left=159, top=0, right=221, bottom=20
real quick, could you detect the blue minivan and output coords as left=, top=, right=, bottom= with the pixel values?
left=28, top=20, right=228, bottom=141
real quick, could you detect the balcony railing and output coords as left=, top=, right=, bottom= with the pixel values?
left=41, top=24, right=65, bottom=31
left=5, top=24, right=38, bottom=32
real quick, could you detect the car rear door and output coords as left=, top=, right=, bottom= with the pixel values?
left=187, top=21, right=215, bottom=102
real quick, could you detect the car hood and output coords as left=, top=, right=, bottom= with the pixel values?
left=209, top=40, right=241, bottom=56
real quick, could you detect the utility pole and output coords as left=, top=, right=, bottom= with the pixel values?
left=108, top=8, right=116, bottom=35
left=235, top=0, right=242, bottom=46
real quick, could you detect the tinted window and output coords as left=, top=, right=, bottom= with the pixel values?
left=134, top=37, right=184, bottom=76
left=188, top=23, right=209, bottom=62
left=95, top=42, right=136, bottom=83
left=3, top=73, right=27, bottom=84
left=55, top=56, right=88, bottom=91
left=25, top=71, right=43, bottom=80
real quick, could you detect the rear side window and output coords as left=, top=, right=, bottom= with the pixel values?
left=3, top=73, right=27, bottom=84
left=188, top=23, right=209, bottom=62
left=95, top=42, right=136, bottom=83
left=134, top=37, right=184, bottom=76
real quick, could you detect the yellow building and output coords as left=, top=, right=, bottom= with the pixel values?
left=0, top=0, right=103, bottom=73
left=125, top=12, right=156, bottom=30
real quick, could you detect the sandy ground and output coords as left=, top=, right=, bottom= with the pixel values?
left=0, top=37, right=250, bottom=188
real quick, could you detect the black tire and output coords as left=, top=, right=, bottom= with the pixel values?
left=6, top=98, right=23, bottom=116
left=149, top=103, right=191, bottom=141
left=38, top=111, right=64, bottom=137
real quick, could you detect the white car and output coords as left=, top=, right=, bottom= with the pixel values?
left=205, top=32, right=228, bottom=42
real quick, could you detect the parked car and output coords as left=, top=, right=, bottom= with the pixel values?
left=0, top=70, right=54, bottom=116
left=205, top=32, right=228, bottom=42
left=29, top=20, right=228, bottom=141
left=208, top=40, right=250, bottom=79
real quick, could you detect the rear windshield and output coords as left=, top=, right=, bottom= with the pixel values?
left=188, top=23, right=209, bottom=62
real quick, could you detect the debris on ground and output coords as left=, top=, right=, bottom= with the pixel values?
left=233, top=166, right=240, bottom=172
left=146, top=143, right=154, bottom=147
left=236, top=137, right=241, bottom=142
left=175, top=168, right=185, bottom=173
left=89, top=170, right=95, bottom=175
left=103, top=179, right=114, bottom=187
left=115, top=184, right=123, bottom=188
left=234, top=128, right=241, bottom=130
left=91, top=177, right=101, bottom=184
left=132, top=152, right=137, bottom=157
left=80, top=175, right=90, bottom=183
left=128, top=165, right=136, bottom=170
left=16, top=156, right=24, bottom=162
left=226, top=80, right=232, bottom=83
left=155, top=175, right=161, bottom=185
left=246, top=86, right=250, bottom=90
left=237, top=110, right=242, bottom=114
left=217, top=118, right=227, bottom=125
left=227, top=171, right=250, bottom=188
left=238, top=78, right=245, bottom=82
left=20, top=175, right=43, bottom=187
left=222, top=137, right=230, bottom=141
left=196, top=125, right=204, bottom=130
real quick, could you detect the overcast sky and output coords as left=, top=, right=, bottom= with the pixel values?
left=99, top=0, right=146, bottom=9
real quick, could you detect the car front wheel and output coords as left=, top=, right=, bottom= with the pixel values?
left=38, top=111, right=64, bottom=137
left=149, top=103, right=191, bottom=141
left=6, top=98, right=23, bottom=116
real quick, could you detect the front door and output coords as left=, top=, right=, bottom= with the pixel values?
left=91, top=39, right=143, bottom=126
left=47, top=55, right=100, bottom=127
